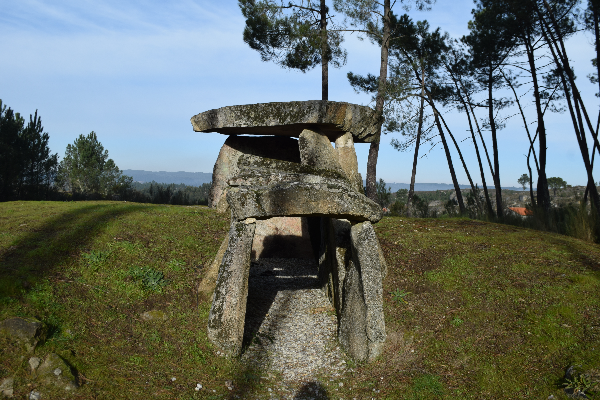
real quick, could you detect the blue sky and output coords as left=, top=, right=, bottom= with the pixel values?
left=1, top=0, right=598, bottom=187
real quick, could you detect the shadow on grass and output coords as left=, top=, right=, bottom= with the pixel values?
left=541, top=234, right=600, bottom=275
left=0, top=202, right=147, bottom=300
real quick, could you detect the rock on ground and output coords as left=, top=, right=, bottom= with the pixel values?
left=0, top=317, right=47, bottom=352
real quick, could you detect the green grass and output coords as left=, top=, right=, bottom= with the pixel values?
left=0, top=201, right=234, bottom=399
left=0, top=202, right=599, bottom=399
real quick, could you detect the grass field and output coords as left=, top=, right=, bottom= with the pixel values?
left=0, top=201, right=599, bottom=399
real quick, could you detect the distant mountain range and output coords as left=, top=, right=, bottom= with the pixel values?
left=123, top=170, right=212, bottom=186
left=123, top=169, right=525, bottom=191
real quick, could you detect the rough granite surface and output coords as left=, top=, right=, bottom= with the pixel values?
left=338, top=258, right=368, bottom=361
left=36, top=353, right=78, bottom=391
left=335, top=132, right=363, bottom=193
left=209, top=135, right=301, bottom=211
left=298, top=129, right=346, bottom=178
left=349, top=221, right=386, bottom=361
left=0, top=317, right=47, bottom=352
left=208, top=219, right=256, bottom=356
left=191, top=101, right=381, bottom=143
left=226, top=178, right=383, bottom=223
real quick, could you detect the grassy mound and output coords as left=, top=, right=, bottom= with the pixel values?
left=0, top=201, right=598, bottom=399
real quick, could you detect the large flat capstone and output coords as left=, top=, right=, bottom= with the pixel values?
left=191, top=101, right=381, bottom=143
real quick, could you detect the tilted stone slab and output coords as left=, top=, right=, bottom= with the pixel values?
left=198, top=236, right=229, bottom=296
left=232, top=153, right=349, bottom=184
left=209, top=135, right=301, bottom=211
left=299, top=129, right=346, bottom=178
left=335, top=132, right=363, bottom=193
left=345, top=221, right=386, bottom=361
left=207, top=219, right=256, bottom=356
left=191, top=101, right=381, bottom=143
left=226, top=176, right=383, bottom=223
left=228, top=165, right=349, bottom=189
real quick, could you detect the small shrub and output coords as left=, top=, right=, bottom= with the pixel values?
left=390, top=200, right=405, bottom=216
left=390, top=288, right=410, bottom=305
left=82, top=250, right=109, bottom=265
left=563, top=372, right=594, bottom=396
left=128, top=266, right=168, bottom=292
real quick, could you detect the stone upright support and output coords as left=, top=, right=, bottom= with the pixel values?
left=339, top=221, right=386, bottom=362
left=198, top=235, right=230, bottom=296
left=338, top=257, right=368, bottom=361
left=299, top=129, right=346, bottom=177
left=207, top=218, right=256, bottom=356
left=319, top=218, right=352, bottom=317
left=331, top=218, right=352, bottom=314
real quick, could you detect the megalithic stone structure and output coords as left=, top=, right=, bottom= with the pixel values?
left=192, top=101, right=387, bottom=361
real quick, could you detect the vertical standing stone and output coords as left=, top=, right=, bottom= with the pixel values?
left=339, top=258, right=368, bottom=361
left=335, top=132, right=363, bottom=193
left=198, top=235, right=230, bottom=295
left=207, top=218, right=256, bottom=356
left=318, top=218, right=333, bottom=296
left=348, top=221, right=386, bottom=361
left=329, top=218, right=352, bottom=315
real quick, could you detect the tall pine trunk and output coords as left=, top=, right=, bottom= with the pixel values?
left=407, top=66, right=426, bottom=217
left=538, top=1, right=600, bottom=232
left=321, top=0, right=328, bottom=101
left=432, top=109, right=466, bottom=214
left=366, top=0, right=390, bottom=202
left=437, top=112, right=480, bottom=213
left=455, top=78, right=494, bottom=216
left=524, top=35, right=550, bottom=212
left=488, top=67, right=504, bottom=219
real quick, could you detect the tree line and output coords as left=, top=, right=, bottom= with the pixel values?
left=239, top=0, right=600, bottom=237
left=0, top=101, right=210, bottom=205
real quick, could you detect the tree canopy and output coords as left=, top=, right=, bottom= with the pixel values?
left=55, top=131, right=132, bottom=199
left=517, top=174, right=531, bottom=191
left=0, top=100, right=58, bottom=201
left=240, top=0, right=346, bottom=100
left=547, top=176, right=567, bottom=196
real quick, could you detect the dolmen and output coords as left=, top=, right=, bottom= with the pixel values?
left=191, top=100, right=388, bottom=362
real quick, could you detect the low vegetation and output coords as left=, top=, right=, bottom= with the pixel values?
left=0, top=201, right=599, bottom=399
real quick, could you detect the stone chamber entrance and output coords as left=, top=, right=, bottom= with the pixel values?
left=241, top=217, right=349, bottom=387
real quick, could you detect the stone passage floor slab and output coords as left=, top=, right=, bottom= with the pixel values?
left=241, top=258, right=349, bottom=398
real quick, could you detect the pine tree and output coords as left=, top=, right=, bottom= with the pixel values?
left=240, top=0, right=346, bottom=100
left=0, top=100, right=58, bottom=201
left=56, top=132, right=132, bottom=198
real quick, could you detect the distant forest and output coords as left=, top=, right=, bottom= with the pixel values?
left=129, top=182, right=211, bottom=206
